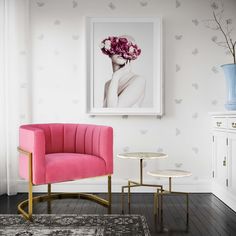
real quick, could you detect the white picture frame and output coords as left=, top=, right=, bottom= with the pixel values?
left=86, top=17, right=163, bottom=116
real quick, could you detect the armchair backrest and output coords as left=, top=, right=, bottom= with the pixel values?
left=25, top=124, right=106, bottom=155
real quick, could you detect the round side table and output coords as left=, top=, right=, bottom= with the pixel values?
left=118, top=152, right=168, bottom=213
left=148, top=169, right=192, bottom=224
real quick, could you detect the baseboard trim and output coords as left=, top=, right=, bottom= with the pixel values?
left=212, top=182, right=236, bottom=212
left=17, top=177, right=212, bottom=193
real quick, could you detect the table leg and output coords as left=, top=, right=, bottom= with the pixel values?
left=121, top=186, right=125, bottom=214
left=128, top=181, right=130, bottom=204
left=169, top=177, right=172, bottom=192
left=160, top=186, right=163, bottom=221
left=186, top=192, right=189, bottom=225
left=154, top=192, right=157, bottom=216
left=128, top=181, right=131, bottom=211
left=160, top=190, right=163, bottom=225
left=140, top=159, right=143, bottom=184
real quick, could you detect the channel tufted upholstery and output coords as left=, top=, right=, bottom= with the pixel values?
left=19, top=123, right=113, bottom=185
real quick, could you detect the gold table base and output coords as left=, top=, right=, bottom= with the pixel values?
left=154, top=177, right=189, bottom=225
left=121, top=159, right=163, bottom=214
left=122, top=181, right=163, bottom=214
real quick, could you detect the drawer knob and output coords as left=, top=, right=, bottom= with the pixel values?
left=232, top=122, right=236, bottom=128
left=223, top=157, right=227, bottom=166
left=216, top=121, right=222, bottom=127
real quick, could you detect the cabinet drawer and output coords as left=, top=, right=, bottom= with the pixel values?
left=212, top=118, right=227, bottom=129
left=228, top=118, right=236, bottom=130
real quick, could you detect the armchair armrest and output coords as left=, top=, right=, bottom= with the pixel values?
left=99, top=126, right=113, bottom=174
left=19, top=125, right=46, bottom=185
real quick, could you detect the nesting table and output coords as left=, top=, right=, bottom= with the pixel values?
left=117, top=152, right=168, bottom=213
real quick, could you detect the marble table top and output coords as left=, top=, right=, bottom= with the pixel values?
left=147, top=169, right=192, bottom=178
left=117, top=152, right=168, bottom=160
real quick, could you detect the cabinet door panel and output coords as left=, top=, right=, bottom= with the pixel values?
left=213, top=131, right=228, bottom=187
left=228, top=132, right=236, bottom=193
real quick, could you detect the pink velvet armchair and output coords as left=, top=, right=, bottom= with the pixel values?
left=18, top=123, right=113, bottom=220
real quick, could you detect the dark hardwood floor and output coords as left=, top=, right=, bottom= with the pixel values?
left=1, top=193, right=236, bottom=235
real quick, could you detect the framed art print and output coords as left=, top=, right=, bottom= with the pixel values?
left=86, top=17, right=163, bottom=115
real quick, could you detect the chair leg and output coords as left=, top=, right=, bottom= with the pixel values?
left=108, top=175, right=112, bottom=213
left=28, top=180, right=33, bottom=220
left=47, top=184, right=51, bottom=213
left=28, top=152, right=33, bottom=221
left=48, top=184, right=51, bottom=196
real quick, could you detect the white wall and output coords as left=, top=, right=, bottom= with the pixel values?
left=17, top=0, right=236, bottom=192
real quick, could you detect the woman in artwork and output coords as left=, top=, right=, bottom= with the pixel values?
left=100, top=35, right=146, bottom=108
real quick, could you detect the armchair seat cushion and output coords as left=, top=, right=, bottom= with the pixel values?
left=45, top=153, right=107, bottom=184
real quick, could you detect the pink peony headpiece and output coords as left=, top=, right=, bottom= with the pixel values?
left=100, top=36, right=141, bottom=60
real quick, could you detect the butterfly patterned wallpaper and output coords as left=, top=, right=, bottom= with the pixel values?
left=18, top=0, right=236, bottom=192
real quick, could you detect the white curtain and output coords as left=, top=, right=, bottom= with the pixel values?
left=0, top=0, right=6, bottom=195
left=0, top=0, right=30, bottom=195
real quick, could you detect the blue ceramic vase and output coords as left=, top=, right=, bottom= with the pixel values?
left=222, top=64, right=236, bottom=110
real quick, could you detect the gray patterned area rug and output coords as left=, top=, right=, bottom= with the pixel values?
left=0, top=214, right=150, bottom=236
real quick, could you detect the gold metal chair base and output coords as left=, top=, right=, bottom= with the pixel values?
left=17, top=147, right=112, bottom=221
left=18, top=192, right=111, bottom=221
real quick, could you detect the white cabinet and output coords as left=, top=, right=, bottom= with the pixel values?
left=211, top=112, right=236, bottom=211
left=212, top=131, right=228, bottom=187
left=227, top=132, right=236, bottom=194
